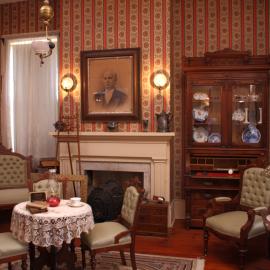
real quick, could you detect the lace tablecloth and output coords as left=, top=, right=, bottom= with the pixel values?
left=11, top=200, right=94, bottom=247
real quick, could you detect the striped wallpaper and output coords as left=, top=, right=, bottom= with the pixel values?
left=0, top=0, right=60, bottom=35
left=172, top=0, right=270, bottom=198
left=60, top=0, right=171, bottom=133
left=1, top=0, right=269, bottom=199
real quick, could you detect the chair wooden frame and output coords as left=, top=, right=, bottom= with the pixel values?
left=29, top=173, right=88, bottom=202
left=0, top=253, right=27, bottom=270
left=81, top=186, right=144, bottom=270
left=203, top=166, right=270, bottom=270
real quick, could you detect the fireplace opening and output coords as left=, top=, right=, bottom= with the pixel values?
left=86, top=171, right=143, bottom=223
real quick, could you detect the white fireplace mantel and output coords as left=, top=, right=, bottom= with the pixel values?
left=51, top=131, right=175, bottom=226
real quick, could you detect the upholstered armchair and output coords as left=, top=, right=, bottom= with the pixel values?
left=203, top=167, right=270, bottom=269
left=81, top=186, right=143, bottom=270
left=0, top=145, right=32, bottom=209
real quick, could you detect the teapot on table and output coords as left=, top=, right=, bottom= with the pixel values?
left=156, top=111, right=172, bottom=132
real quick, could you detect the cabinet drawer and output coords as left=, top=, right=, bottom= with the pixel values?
left=138, top=214, right=167, bottom=225
left=140, top=204, right=168, bottom=215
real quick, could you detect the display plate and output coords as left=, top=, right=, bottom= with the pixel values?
left=67, top=202, right=84, bottom=208
left=193, top=127, right=209, bottom=143
left=193, top=92, right=209, bottom=101
left=208, top=133, right=221, bottom=143
left=192, top=106, right=209, bottom=122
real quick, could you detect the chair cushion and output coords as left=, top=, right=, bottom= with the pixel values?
left=0, top=232, right=28, bottom=259
left=206, top=211, right=266, bottom=239
left=81, top=221, right=131, bottom=250
left=0, top=188, right=29, bottom=205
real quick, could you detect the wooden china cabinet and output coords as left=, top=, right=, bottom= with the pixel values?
left=182, top=49, right=270, bottom=228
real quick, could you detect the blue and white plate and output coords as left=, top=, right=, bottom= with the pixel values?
left=192, top=106, right=209, bottom=122
left=242, top=125, right=261, bottom=144
left=208, top=133, right=221, bottom=143
left=193, top=127, right=209, bottom=143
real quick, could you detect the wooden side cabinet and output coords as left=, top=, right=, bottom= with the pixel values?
left=182, top=49, right=270, bottom=228
left=137, top=200, right=168, bottom=236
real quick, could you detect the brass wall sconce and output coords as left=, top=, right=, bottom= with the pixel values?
left=60, top=73, right=77, bottom=92
left=31, top=0, right=55, bottom=65
left=150, top=70, right=170, bottom=94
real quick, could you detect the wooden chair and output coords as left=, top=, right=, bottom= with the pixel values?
left=0, top=232, right=28, bottom=270
left=203, top=167, right=270, bottom=269
left=29, top=173, right=88, bottom=202
left=81, top=186, right=143, bottom=270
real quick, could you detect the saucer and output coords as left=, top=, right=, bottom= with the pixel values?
left=67, top=202, right=84, bottom=207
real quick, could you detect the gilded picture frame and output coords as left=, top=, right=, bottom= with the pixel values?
left=81, top=48, right=141, bottom=121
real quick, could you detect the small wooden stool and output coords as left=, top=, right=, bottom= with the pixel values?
left=0, top=232, right=28, bottom=270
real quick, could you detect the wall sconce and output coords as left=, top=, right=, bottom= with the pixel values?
left=150, top=70, right=170, bottom=95
left=60, top=73, right=77, bottom=92
left=31, top=0, right=55, bottom=65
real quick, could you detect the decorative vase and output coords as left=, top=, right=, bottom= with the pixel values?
left=47, top=195, right=60, bottom=207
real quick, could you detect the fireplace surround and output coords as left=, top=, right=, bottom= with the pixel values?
left=52, top=131, right=175, bottom=227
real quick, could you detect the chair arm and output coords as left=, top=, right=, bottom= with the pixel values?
left=114, top=230, right=131, bottom=244
left=240, top=209, right=256, bottom=239
left=204, top=196, right=238, bottom=219
left=253, top=206, right=268, bottom=215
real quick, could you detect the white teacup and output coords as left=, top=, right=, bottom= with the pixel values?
left=69, top=197, right=81, bottom=206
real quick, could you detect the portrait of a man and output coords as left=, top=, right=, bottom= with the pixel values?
left=80, top=48, right=140, bottom=121
left=93, top=70, right=127, bottom=110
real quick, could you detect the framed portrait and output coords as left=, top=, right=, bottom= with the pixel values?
left=81, top=48, right=141, bottom=121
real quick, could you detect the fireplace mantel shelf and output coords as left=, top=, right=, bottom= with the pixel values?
left=50, top=132, right=175, bottom=142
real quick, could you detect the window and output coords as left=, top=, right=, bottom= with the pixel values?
left=1, top=36, right=59, bottom=167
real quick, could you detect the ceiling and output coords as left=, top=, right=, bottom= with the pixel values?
left=0, top=0, right=26, bottom=4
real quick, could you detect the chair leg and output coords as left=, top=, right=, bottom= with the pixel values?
left=239, top=244, right=248, bottom=270
left=130, top=244, right=137, bottom=270
left=8, top=262, right=12, bottom=270
left=90, top=250, right=96, bottom=270
left=120, top=250, right=127, bottom=265
left=268, top=233, right=270, bottom=259
left=81, top=242, right=86, bottom=269
left=21, top=259, right=27, bottom=270
left=203, top=228, right=209, bottom=256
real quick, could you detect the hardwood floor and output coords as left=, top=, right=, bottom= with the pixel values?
left=136, top=220, right=269, bottom=270
left=1, top=210, right=269, bottom=270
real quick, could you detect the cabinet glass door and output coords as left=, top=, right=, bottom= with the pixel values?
left=192, top=86, right=222, bottom=144
left=232, top=84, right=263, bottom=146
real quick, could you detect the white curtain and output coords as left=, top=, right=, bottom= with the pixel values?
left=1, top=37, right=58, bottom=167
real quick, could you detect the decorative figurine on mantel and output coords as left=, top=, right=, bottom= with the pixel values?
left=156, top=111, right=172, bottom=132
left=107, top=121, right=118, bottom=131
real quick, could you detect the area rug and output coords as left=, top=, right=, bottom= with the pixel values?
left=1, top=251, right=205, bottom=270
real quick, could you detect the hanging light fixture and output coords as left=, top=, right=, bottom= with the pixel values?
left=31, top=0, right=55, bottom=65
